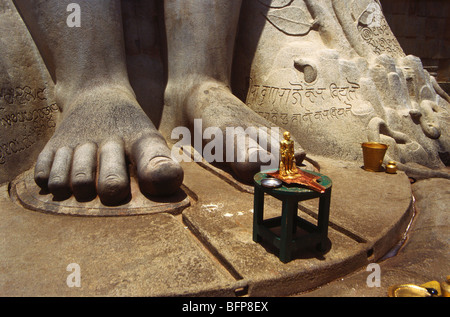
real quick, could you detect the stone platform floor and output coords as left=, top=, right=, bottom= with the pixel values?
left=0, top=156, right=448, bottom=297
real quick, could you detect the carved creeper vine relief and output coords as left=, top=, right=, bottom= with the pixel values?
left=259, top=0, right=317, bottom=36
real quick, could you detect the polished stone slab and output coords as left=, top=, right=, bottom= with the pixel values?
left=0, top=184, right=236, bottom=296
left=0, top=157, right=415, bottom=297
left=299, top=177, right=450, bottom=297
left=11, top=168, right=190, bottom=217
left=181, top=156, right=414, bottom=296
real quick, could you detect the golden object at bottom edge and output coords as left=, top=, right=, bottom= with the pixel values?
left=388, top=277, right=450, bottom=297
left=441, top=276, right=450, bottom=297
left=388, top=284, right=434, bottom=297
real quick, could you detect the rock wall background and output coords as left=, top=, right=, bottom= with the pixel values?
left=380, top=0, right=450, bottom=91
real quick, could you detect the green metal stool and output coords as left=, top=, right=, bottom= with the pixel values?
left=253, top=169, right=332, bottom=263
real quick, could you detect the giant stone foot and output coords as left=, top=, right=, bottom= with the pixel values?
left=164, top=80, right=306, bottom=184
left=34, top=85, right=183, bottom=205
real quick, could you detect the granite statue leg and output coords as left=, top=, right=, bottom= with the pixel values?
left=162, top=0, right=306, bottom=183
left=234, top=0, right=449, bottom=176
left=13, top=0, right=183, bottom=205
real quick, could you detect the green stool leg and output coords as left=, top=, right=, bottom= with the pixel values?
left=317, top=188, right=331, bottom=251
left=253, top=186, right=264, bottom=243
left=280, top=198, right=296, bottom=263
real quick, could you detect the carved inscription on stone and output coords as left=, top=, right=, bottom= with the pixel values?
left=0, top=85, right=48, bottom=105
left=0, top=83, right=59, bottom=183
left=0, top=1, right=60, bottom=184
left=246, top=78, right=359, bottom=127
left=355, top=2, right=404, bottom=58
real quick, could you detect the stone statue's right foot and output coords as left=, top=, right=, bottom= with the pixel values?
left=34, top=86, right=183, bottom=205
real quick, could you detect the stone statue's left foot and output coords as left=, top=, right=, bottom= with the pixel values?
left=165, top=81, right=306, bottom=183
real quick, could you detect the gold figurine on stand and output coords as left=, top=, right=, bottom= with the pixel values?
left=267, top=131, right=326, bottom=193
left=279, top=131, right=299, bottom=178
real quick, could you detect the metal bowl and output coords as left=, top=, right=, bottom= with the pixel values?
left=261, top=178, right=283, bottom=189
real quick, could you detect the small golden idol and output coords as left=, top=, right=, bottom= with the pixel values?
left=267, top=131, right=326, bottom=193
left=279, top=131, right=299, bottom=179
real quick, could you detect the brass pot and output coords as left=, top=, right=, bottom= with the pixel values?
left=361, top=142, right=388, bottom=172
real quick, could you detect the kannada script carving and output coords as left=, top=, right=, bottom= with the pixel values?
left=0, top=83, right=58, bottom=166
left=356, top=4, right=404, bottom=58
left=0, top=85, right=48, bottom=105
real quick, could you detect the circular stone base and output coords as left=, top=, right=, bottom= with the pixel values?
left=10, top=168, right=191, bottom=217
